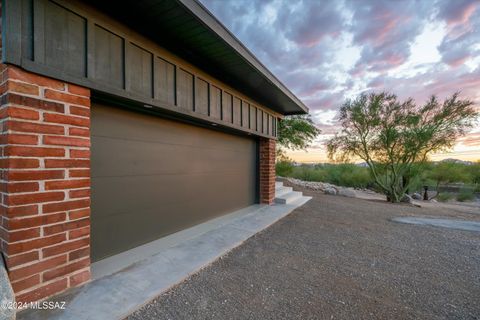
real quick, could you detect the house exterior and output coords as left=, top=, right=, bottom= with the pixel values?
left=0, top=0, right=308, bottom=303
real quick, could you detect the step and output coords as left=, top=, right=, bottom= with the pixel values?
left=275, top=186, right=293, bottom=197
left=275, top=181, right=283, bottom=188
left=274, top=191, right=303, bottom=204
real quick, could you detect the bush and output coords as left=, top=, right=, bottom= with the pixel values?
left=275, top=160, right=294, bottom=177
left=320, top=163, right=371, bottom=188
left=276, top=162, right=373, bottom=188
left=457, top=189, right=475, bottom=202
left=275, top=160, right=480, bottom=196
left=437, top=193, right=454, bottom=202
left=290, top=165, right=327, bottom=182
left=467, top=162, right=480, bottom=185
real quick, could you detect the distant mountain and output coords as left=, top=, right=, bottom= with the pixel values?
left=356, top=162, right=369, bottom=167
left=354, top=159, right=475, bottom=166
left=439, top=158, right=474, bottom=165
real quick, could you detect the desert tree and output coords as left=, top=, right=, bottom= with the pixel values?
left=428, top=161, right=470, bottom=199
left=277, top=114, right=321, bottom=160
left=326, top=92, right=478, bottom=202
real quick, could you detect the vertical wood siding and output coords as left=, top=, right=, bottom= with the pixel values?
left=154, top=57, right=176, bottom=105
left=195, top=78, right=209, bottom=116
left=222, top=92, right=233, bottom=123
left=6, top=0, right=279, bottom=138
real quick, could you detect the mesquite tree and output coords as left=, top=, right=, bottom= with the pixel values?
left=326, top=92, right=477, bottom=202
left=277, top=115, right=320, bottom=160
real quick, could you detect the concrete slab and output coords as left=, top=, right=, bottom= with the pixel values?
left=18, top=196, right=311, bottom=320
left=392, top=217, right=480, bottom=232
left=91, top=204, right=265, bottom=280
left=0, top=257, right=15, bottom=320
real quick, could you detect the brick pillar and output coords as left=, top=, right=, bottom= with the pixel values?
left=0, top=64, right=91, bottom=303
left=259, top=137, right=275, bottom=204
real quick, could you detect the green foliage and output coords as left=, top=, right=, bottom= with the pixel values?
left=277, top=115, right=320, bottom=156
left=467, top=162, right=480, bottom=185
left=276, top=162, right=373, bottom=188
left=326, top=92, right=478, bottom=202
left=319, top=163, right=372, bottom=188
left=474, top=184, right=480, bottom=193
left=437, top=193, right=454, bottom=202
left=428, top=161, right=470, bottom=184
left=276, top=160, right=479, bottom=202
left=275, top=160, right=294, bottom=177
left=456, top=189, right=475, bottom=202
left=406, top=162, right=435, bottom=192
left=290, top=165, right=327, bottom=182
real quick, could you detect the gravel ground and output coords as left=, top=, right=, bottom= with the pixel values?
left=128, top=184, right=480, bottom=320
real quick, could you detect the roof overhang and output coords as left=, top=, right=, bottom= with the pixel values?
left=86, top=0, right=308, bottom=115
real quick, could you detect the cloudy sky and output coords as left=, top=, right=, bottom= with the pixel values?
left=200, top=0, right=480, bottom=162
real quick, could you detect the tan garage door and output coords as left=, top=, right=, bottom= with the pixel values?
left=91, top=103, right=258, bottom=261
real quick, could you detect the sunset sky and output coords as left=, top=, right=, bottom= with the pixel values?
left=200, top=0, right=480, bottom=162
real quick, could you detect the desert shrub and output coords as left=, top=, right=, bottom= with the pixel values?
left=437, top=193, right=454, bottom=202
left=275, top=160, right=294, bottom=177
left=290, top=165, right=326, bottom=182
left=321, top=163, right=371, bottom=188
left=276, top=160, right=480, bottom=195
left=457, top=189, right=475, bottom=202
left=280, top=163, right=373, bottom=188
left=467, top=162, right=480, bottom=185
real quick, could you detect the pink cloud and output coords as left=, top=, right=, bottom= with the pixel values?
left=438, top=0, right=479, bottom=26
left=457, top=133, right=480, bottom=147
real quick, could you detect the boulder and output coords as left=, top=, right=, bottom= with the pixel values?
left=411, top=192, right=423, bottom=200
left=337, top=188, right=356, bottom=198
left=400, top=194, right=414, bottom=203
left=324, top=187, right=337, bottom=195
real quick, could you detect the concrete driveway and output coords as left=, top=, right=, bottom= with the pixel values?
left=128, top=185, right=480, bottom=320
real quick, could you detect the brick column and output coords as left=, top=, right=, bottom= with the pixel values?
left=0, top=64, right=91, bottom=303
left=259, top=137, right=275, bottom=204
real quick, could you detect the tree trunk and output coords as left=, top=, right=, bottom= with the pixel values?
left=402, top=175, right=409, bottom=195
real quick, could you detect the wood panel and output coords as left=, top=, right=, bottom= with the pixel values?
left=154, top=57, right=176, bottom=105
left=263, top=112, right=268, bottom=135
left=195, top=78, right=209, bottom=116
left=177, top=69, right=194, bottom=110
left=249, top=105, right=257, bottom=131
left=268, top=114, right=273, bottom=136
left=270, top=115, right=275, bottom=137
left=233, top=97, right=241, bottom=126
left=93, top=25, right=124, bottom=89
left=257, top=109, right=263, bottom=133
left=127, top=43, right=153, bottom=97
left=6, top=0, right=279, bottom=138
left=242, top=102, right=249, bottom=129
left=34, top=0, right=87, bottom=77
left=210, top=85, right=222, bottom=120
left=222, top=92, right=233, bottom=123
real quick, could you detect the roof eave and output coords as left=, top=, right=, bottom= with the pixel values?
left=177, top=0, right=309, bottom=115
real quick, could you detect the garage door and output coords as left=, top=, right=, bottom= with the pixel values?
left=91, top=103, right=258, bottom=261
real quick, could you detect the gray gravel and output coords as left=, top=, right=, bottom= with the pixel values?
left=128, top=184, right=480, bottom=320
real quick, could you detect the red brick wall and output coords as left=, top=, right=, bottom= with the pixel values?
left=0, top=64, right=91, bottom=303
left=259, top=137, right=275, bottom=204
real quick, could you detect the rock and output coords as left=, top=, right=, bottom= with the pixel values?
left=324, top=187, right=337, bottom=195
left=430, top=199, right=438, bottom=203
left=401, top=194, right=414, bottom=203
left=0, top=258, right=15, bottom=320
left=411, top=193, right=423, bottom=200
left=337, top=188, right=356, bottom=197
